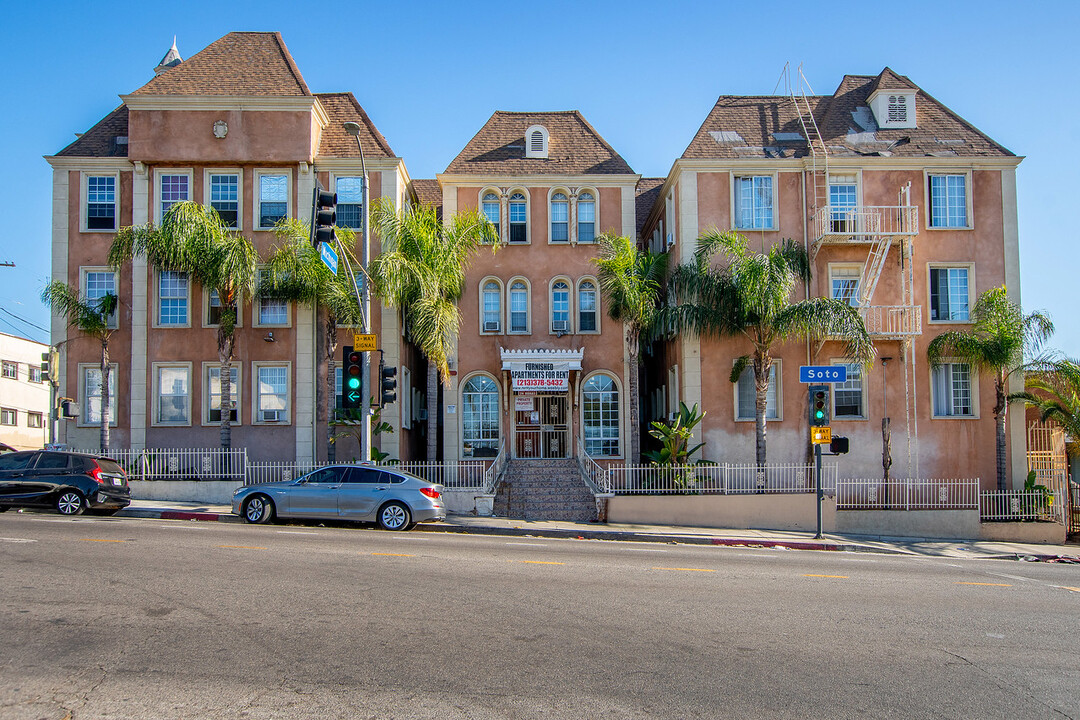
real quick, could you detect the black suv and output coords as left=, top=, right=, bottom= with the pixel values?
left=0, top=450, right=131, bottom=516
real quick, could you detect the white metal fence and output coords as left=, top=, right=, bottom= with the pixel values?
left=980, top=490, right=1064, bottom=523
left=76, top=447, right=248, bottom=482
left=836, top=478, right=978, bottom=510
left=605, top=462, right=836, bottom=495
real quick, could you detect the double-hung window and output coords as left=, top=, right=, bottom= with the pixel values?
left=258, top=173, right=288, bottom=229
left=829, top=177, right=857, bottom=233
left=736, top=364, right=779, bottom=420
left=929, top=267, right=970, bottom=321
left=83, top=269, right=118, bottom=328
left=551, top=281, right=570, bottom=333
left=734, top=176, right=774, bottom=230
left=256, top=364, right=289, bottom=423
left=158, top=271, right=188, bottom=326
left=929, top=174, right=968, bottom=228
left=1, top=361, right=16, bottom=379
left=29, top=367, right=42, bottom=383
left=159, top=173, right=189, bottom=221
left=833, top=361, right=864, bottom=418
left=830, top=265, right=861, bottom=307
left=0, top=408, right=14, bottom=426
left=932, top=363, right=973, bottom=417
left=482, top=192, right=500, bottom=238
left=155, top=364, right=190, bottom=425
left=482, top=281, right=501, bottom=332
left=257, top=270, right=288, bottom=326
left=82, top=365, right=117, bottom=425
left=336, top=176, right=364, bottom=229
left=577, top=192, right=595, bottom=242
left=209, top=173, right=239, bottom=229
left=509, top=281, right=528, bottom=333
left=550, top=192, right=569, bottom=242
left=86, top=175, right=116, bottom=230
left=509, top=193, right=527, bottom=243
left=578, top=281, right=597, bottom=332
left=28, top=412, right=43, bottom=429
left=207, top=365, right=239, bottom=423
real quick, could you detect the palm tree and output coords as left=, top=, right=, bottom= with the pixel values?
left=593, top=233, right=669, bottom=463
left=110, top=201, right=257, bottom=449
left=369, top=197, right=498, bottom=461
left=264, top=219, right=364, bottom=461
left=928, top=286, right=1053, bottom=491
left=663, top=230, right=874, bottom=466
left=1011, top=358, right=1080, bottom=458
left=41, top=282, right=118, bottom=451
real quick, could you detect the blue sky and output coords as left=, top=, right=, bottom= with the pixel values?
left=1, top=0, right=1075, bottom=354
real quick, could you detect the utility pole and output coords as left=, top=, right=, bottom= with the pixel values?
left=343, top=121, right=372, bottom=462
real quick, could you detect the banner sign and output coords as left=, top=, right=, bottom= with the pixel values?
left=510, top=362, right=569, bottom=391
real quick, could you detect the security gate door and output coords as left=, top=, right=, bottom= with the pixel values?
left=514, top=394, right=568, bottom=459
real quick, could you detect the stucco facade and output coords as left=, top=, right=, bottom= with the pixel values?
left=0, top=333, right=51, bottom=450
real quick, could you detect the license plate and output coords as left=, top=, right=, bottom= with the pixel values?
left=112, top=478, right=123, bottom=486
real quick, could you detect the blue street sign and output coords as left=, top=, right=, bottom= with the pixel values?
left=319, top=241, right=338, bottom=275
left=799, top=365, right=847, bottom=383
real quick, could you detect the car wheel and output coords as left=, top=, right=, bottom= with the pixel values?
left=56, top=490, right=86, bottom=516
left=242, top=495, right=274, bottom=524
left=377, top=501, right=411, bottom=531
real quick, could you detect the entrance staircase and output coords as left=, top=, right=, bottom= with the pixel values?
left=494, top=458, right=597, bottom=522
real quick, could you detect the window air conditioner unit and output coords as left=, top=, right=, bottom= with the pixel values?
left=262, top=410, right=281, bottom=422
left=484, top=320, right=500, bottom=332
left=552, top=320, right=569, bottom=333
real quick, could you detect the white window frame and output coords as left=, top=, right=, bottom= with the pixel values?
left=827, top=171, right=861, bottom=233
left=581, top=372, right=622, bottom=458
left=549, top=277, right=573, bottom=335
left=926, top=170, right=973, bottom=230
left=576, top=277, right=600, bottom=334
left=0, top=407, right=14, bottom=426
left=731, top=173, right=777, bottom=231
left=203, top=287, right=243, bottom=329
left=254, top=170, right=291, bottom=231
left=80, top=266, right=120, bottom=329
left=155, top=270, right=190, bottom=328
left=480, top=277, right=503, bottom=334
left=460, top=372, right=500, bottom=455
left=152, top=362, right=192, bottom=427
left=930, top=360, right=979, bottom=419
left=333, top=174, right=365, bottom=231
left=1, top=360, right=17, bottom=380
left=202, top=362, right=242, bottom=426
left=549, top=188, right=570, bottom=244
left=576, top=188, right=598, bottom=244
left=29, top=366, right=43, bottom=383
left=204, top=169, right=243, bottom=230
left=927, top=263, right=974, bottom=324
left=82, top=171, right=120, bottom=233
left=831, top=359, right=866, bottom=420
left=734, top=360, right=782, bottom=421
left=828, top=263, right=862, bottom=308
left=480, top=188, right=501, bottom=243
left=156, top=169, right=193, bottom=225
left=252, top=361, right=291, bottom=425
left=507, top=277, right=531, bottom=334
left=507, top=188, right=530, bottom=244
left=524, top=125, right=549, bottom=159
left=78, top=363, right=118, bottom=428
left=253, top=268, right=291, bottom=328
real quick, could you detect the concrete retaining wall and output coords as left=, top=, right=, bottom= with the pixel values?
left=442, top=490, right=494, bottom=516
left=835, top=510, right=980, bottom=540
left=978, top=521, right=1066, bottom=544
left=607, top=493, right=834, bottom=532
left=130, top=480, right=242, bottom=505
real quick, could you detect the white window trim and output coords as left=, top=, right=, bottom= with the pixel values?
left=203, top=168, right=244, bottom=231
left=730, top=171, right=779, bottom=232
left=506, top=277, right=531, bottom=335
left=153, top=270, right=191, bottom=329
left=202, top=286, right=243, bottom=329
left=575, top=187, right=600, bottom=244
left=924, top=170, right=974, bottom=231
left=830, top=358, right=867, bottom=421
left=0, top=360, right=16, bottom=380
left=0, top=407, right=14, bottom=426
left=331, top=173, right=366, bottom=231
left=155, top=168, right=193, bottom=225
left=579, top=371, right=623, bottom=459
left=459, top=371, right=501, bottom=454
left=253, top=169, right=292, bottom=231
left=81, top=171, right=120, bottom=233
left=479, top=276, right=504, bottom=335
left=152, top=362, right=193, bottom=427
left=77, top=363, right=119, bottom=428
left=929, top=359, right=980, bottom=419
left=734, top=359, right=783, bottom=422
left=524, top=125, right=549, bottom=159
left=202, top=362, right=242, bottom=426
left=507, top=187, right=531, bottom=245
left=926, top=262, right=975, bottom=325
left=252, top=361, right=292, bottom=426
left=549, top=276, right=574, bottom=335
left=80, top=266, right=120, bottom=329
left=548, top=187, right=571, bottom=245
left=827, top=262, right=863, bottom=307
left=479, top=187, right=503, bottom=244
left=253, top=267, right=292, bottom=328
left=575, top=276, right=601, bottom=335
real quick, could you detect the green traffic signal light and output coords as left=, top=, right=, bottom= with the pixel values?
left=347, top=377, right=360, bottom=389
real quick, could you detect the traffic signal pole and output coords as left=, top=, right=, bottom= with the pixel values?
left=815, top=443, right=823, bottom=539
left=343, top=121, right=371, bottom=463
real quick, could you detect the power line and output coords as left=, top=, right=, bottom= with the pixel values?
left=1, top=307, right=49, bottom=333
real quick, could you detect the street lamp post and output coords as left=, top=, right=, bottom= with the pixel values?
left=342, top=121, right=372, bottom=462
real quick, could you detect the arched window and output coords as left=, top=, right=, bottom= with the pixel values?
left=578, top=280, right=597, bottom=332
left=583, top=374, right=619, bottom=457
left=577, top=191, right=595, bottom=243
left=551, top=280, right=570, bottom=333
left=482, top=192, right=500, bottom=238
left=482, top=280, right=501, bottom=332
left=462, top=375, right=500, bottom=455
left=550, top=192, right=569, bottom=242
left=509, top=192, right=527, bottom=243
left=509, top=280, right=529, bottom=333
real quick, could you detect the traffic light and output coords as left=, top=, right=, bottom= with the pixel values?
left=809, top=385, right=830, bottom=427
left=342, top=346, right=362, bottom=409
left=40, top=352, right=50, bottom=382
left=380, top=361, right=398, bottom=407
left=829, top=436, right=849, bottom=455
left=311, top=183, right=337, bottom=248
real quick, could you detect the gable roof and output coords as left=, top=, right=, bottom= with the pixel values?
left=445, top=111, right=635, bottom=176
left=635, top=178, right=664, bottom=238
left=315, top=93, right=395, bottom=159
left=55, top=105, right=129, bottom=157
left=412, top=179, right=443, bottom=210
left=130, top=32, right=310, bottom=97
left=683, top=68, right=1012, bottom=161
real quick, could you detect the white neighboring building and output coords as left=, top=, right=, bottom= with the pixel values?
left=0, top=332, right=51, bottom=450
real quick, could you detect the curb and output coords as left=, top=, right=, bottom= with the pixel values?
left=121, top=508, right=238, bottom=522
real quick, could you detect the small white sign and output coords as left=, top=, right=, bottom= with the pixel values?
left=515, top=396, right=534, bottom=412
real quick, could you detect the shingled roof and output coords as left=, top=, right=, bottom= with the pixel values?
left=130, top=32, right=310, bottom=97
left=55, top=106, right=129, bottom=158
left=315, top=93, right=395, bottom=159
left=635, top=178, right=664, bottom=238
left=446, top=111, right=634, bottom=175
left=683, top=68, right=1012, bottom=161
left=411, top=179, right=443, bottom=213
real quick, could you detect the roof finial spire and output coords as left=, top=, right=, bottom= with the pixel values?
left=154, top=36, right=183, bottom=75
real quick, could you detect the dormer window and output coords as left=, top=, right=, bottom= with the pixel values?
left=869, top=90, right=916, bottom=129
left=525, top=125, right=549, bottom=159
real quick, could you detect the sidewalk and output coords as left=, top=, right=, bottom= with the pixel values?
left=119, top=499, right=1080, bottom=562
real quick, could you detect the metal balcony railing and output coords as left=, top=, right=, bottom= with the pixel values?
left=860, top=305, right=922, bottom=337
left=812, top=205, right=919, bottom=245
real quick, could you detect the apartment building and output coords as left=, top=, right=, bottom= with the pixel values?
left=0, top=332, right=51, bottom=450
left=639, top=68, right=1022, bottom=488
left=45, top=32, right=418, bottom=462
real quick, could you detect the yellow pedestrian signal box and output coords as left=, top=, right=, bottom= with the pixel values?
left=811, top=427, right=832, bottom=445
left=353, top=333, right=377, bottom=352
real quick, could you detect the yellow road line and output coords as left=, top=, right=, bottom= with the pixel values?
left=217, top=545, right=266, bottom=550
left=955, top=581, right=1011, bottom=587
left=653, top=567, right=716, bottom=573
left=81, top=539, right=125, bottom=543
left=1058, top=586, right=1080, bottom=593
left=371, top=552, right=415, bottom=557
left=804, top=574, right=848, bottom=579
left=520, top=560, right=565, bottom=565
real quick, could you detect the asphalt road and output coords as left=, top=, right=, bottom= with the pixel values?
left=1, top=511, right=1077, bottom=720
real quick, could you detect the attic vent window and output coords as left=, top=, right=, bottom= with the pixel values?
left=888, top=95, right=907, bottom=123
left=524, top=125, right=549, bottom=159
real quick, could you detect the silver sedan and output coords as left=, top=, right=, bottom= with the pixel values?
left=232, top=465, right=446, bottom=531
